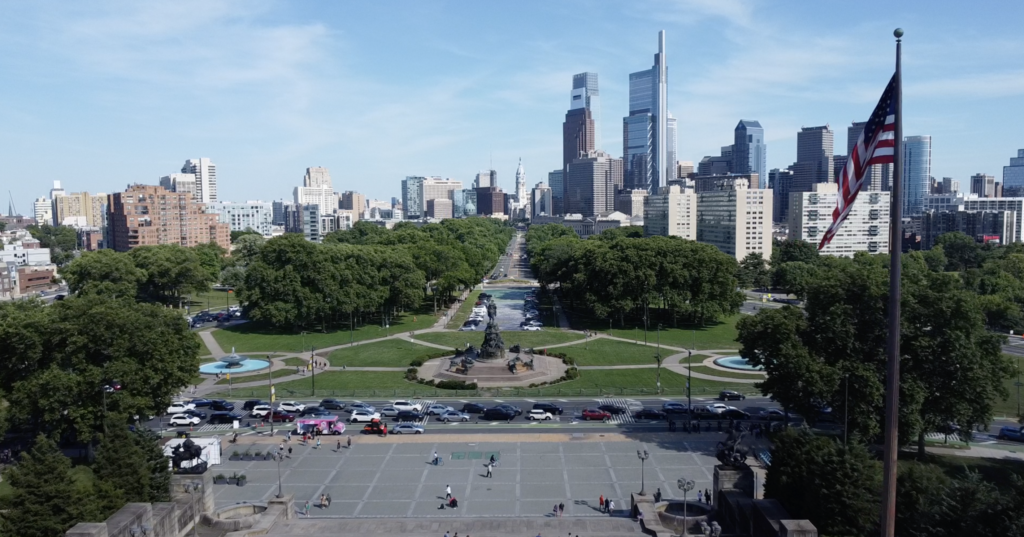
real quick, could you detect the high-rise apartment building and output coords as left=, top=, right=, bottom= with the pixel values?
left=846, top=122, right=888, bottom=191
left=548, top=170, right=565, bottom=216
left=340, top=191, right=366, bottom=222
left=208, top=201, right=275, bottom=236
left=180, top=158, right=218, bottom=203
left=304, top=166, right=332, bottom=189
left=53, top=191, right=106, bottom=228
left=792, top=126, right=834, bottom=193
left=902, top=135, right=932, bottom=216
left=623, top=31, right=670, bottom=193
left=49, top=181, right=65, bottom=200
left=302, top=204, right=321, bottom=243
left=531, top=182, right=553, bottom=219
left=970, top=173, right=997, bottom=198
left=159, top=173, right=198, bottom=201
left=733, top=120, right=767, bottom=188
left=106, top=184, right=229, bottom=252
left=1003, top=149, right=1024, bottom=197
left=769, top=168, right=795, bottom=223
left=565, top=151, right=623, bottom=217
left=294, top=166, right=336, bottom=216
left=33, top=198, right=51, bottom=225
left=615, top=189, right=648, bottom=217
left=643, top=185, right=697, bottom=239
left=563, top=72, right=599, bottom=201
left=919, top=210, right=1016, bottom=249
left=696, top=177, right=772, bottom=260
left=788, top=183, right=889, bottom=257
left=402, top=177, right=425, bottom=219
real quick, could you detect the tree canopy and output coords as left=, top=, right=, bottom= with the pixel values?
left=26, top=223, right=79, bottom=267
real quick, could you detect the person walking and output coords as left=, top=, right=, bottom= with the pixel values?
left=326, top=494, right=331, bottom=508
left=337, top=439, right=341, bottom=451
left=558, top=502, right=564, bottom=517
left=347, top=436, right=352, bottom=448
left=608, top=499, right=615, bottom=515
left=316, top=437, right=321, bottom=449
left=304, top=500, right=310, bottom=517
left=319, top=494, right=325, bottom=508
left=445, top=485, right=452, bottom=500
left=705, top=488, right=711, bottom=505
left=485, top=462, right=493, bottom=478
left=433, top=450, right=439, bottom=465
left=599, top=494, right=604, bottom=513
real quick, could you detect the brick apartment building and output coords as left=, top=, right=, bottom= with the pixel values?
left=107, top=185, right=230, bottom=252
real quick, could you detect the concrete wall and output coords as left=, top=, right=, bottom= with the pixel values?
left=65, top=473, right=213, bottom=537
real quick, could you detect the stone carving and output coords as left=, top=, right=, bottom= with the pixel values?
left=715, top=429, right=750, bottom=467
left=480, top=319, right=505, bottom=360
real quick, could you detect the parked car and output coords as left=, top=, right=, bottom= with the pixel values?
left=169, top=414, right=201, bottom=427
left=758, top=408, right=787, bottom=421
left=481, top=408, right=516, bottom=421
left=705, top=403, right=729, bottom=414
left=182, top=409, right=207, bottom=420
left=242, top=399, right=267, bottom=411
left=348, top=402, right=375, bottom=413
left=392, top=423, right=425, bottom=434
left=250, top=405, right=274, bottom=418
left=167, top=402, right=196, bottom=415
left=278, top=401, right=306, bottom=413
left=439, top=410, right=470, bottom=422
left=998, top=426, right=1024, bottom=442
left=391, top=400, right=423, bottom=412
left=527, top=409, right=553, bottom=421
left=582, top=408, right=611, bottom=421
left=349, top=410, right=381, bottom=423
left=495, top=404, right=522, bottom=416
left=320, top=399, right=346, bottom=410
left=461, top=403, right=486, bottom=414
left=188, top=398, right=213, bottom=408
left=270, top=412, right=296, bottom=423
left=209, top=400, right=235, bottom=412
left=532, top=402, right=563, bottom=415
left=395, top=410, right=425, bottom=422
left=662, top=402, right=688, bottom=414
left=207, top=412, right=243, bottom=425
left=459, top=324, right=475, bottom=331
left=718, top=390, right=746, bottom=401
left=721, top=408, right=750, bottom=420
left=300, top=406, right=329, bottom=417
left=634, top=409, right=668, bottom=420
left=597, top=404, right=627, bottom=415
left=426, top=404, right=453, bottom=416
left=523, top=325, right=542, bottom=331
left=379, top=406, right=400, bottom=417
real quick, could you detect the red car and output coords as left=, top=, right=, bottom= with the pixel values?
left=270, top=412, right=296, bottom=423
left=581, top=408, right=611, bottom=421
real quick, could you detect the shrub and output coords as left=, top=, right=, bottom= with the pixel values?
left=404, top=368, right=418, bottom=381
left=564, top=367, right=580, bottom=380
left=409, top=359, right=424, bottom=367
left=436, top=380, right=477, bottom=390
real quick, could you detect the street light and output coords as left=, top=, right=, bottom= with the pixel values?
left=656, top=324, right=663, bottom=395
left=273, top=451, right=285, bottom=498
left=183, top=481, right=202, bottom=537
left=637, top=448, right=650, bottom=495
left=678, top=477, right=695, bottom=537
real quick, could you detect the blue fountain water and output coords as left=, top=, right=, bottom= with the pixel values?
left=199, top=347, right=271, bottom=374
left=714, top=356, right=764, bottom=371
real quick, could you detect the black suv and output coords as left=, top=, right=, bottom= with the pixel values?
left=634, top=409, right=668, bottom=420
left=495, top=404, right=522, bottom=416
left=210, top=400, right=235, bottom=412
left=532, top=402, right=563, bottom=415
left=481, top=408, right=516, bottom=420
left=462, top=403, right=486, bottom=414
left=320, top=399, right=346, bottom=410
left=598, top=404, right=626, bottom=415
left=242, top=400, right=267, bottom=411
left=300, top=406, right=329, bottom=417
left=395, top=410, right=425, bottom=422
left=208, top=412, right=243, bottom=424
left=719, top=390, right=746, bottom=401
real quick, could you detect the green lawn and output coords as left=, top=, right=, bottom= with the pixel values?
left=559, top=338, right=670, bottom=367
left=196, top=332, right=213, bottom=357
left=995, top=354, right=1024, bottom=419
left=603, top=314, right=742, bottom=351
left=412, top=330, right=584, bottom=350
left=210, top=312, right=440, bottom=353
left=283, top=357, right=307, bottom=368
left=214, top=368, right=295, bottom=385
left=686, top=364, right=766, bottom=380
left=210, top=371, right=443, bottom=398
left=328, top=339, right=444, bottom=367
left=552, top=368, right=757, bottom=397
left=183, top=289, right=239, bottom=311
left=445, top=289, right=483, bottom=329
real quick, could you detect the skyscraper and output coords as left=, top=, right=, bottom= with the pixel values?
left=294, top=166, right=336, bottom=216
left=792, top=126, right=834, bottom=193
left=970, top=173, right=996, bottom=198
left=902, top=135, right=932, bottom=216
left=563, top=73, right=598, bottom=206
left=303, top=166, right=332, bottom=189
left=181, top=158, right=218, bottom=203
left=733, top=120, right=767, bottom=188
left=531, top=182, right=553, bottom=219
left=515, top=159, right=527, bottom=207
left=474, top=170, right=497, bottom=189
left=401, top=176, right=424, bottom=220
left=623, top=31, right=670, bottom=193
left=1003, top=149, right=1024, bottom=197
left=548, top=170, right=565, bottom=215
left=565, top=150, right=623, bottom=217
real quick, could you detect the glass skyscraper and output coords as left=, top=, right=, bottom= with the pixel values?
left=1003, top=149, right=1024, bottom=197
left=622, top=31, right=669, bottom=193
left=562, top=73, right=599, bottom=214
left=733, top=120, right=766, bottom=188
left=902, top=135, right=932, bottom=216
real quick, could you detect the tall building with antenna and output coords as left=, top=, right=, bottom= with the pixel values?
left=623, top=31, right=671, bottom=193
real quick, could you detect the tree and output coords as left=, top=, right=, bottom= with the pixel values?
left=132, top=427, right=171, bottom=502
left=0, top=220, right=6, bottom=232
left=737, top=252, right=770, bottom=290
left=771, top=238, right=820, bottom=265
left=130, top=244, right=213, bottom=305
left=935, top=231, right=979, bottom=271
left=192, top=242, right=228, bottom=283
left=895, top=463, right=949, bottom=537
left=61, top=249, right=144, bottom=299
left=230, top=228, right=260, bottom=242
left=1, top=435, right=110, bottom=537
left=93, top=417, right=151, bottom=503
left=26, top=223, right=79, bottom=266
left=232, top=233, right=265, bottom=266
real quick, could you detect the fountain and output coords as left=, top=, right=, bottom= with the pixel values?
left=713, top=355, right=764, bottom=371
left=198, top=347, right=271, bottom=375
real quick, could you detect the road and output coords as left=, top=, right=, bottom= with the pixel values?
left=487, top=232, right=531, bottom=283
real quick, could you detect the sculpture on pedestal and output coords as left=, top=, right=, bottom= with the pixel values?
left=715, top=429, right=750, bottom=467
left=480, top=302, right=505, bottom=360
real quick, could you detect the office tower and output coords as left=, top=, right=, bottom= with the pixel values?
left=423, top=178, right=463, bottom=209
left=792, top=126, right=834, bottom=193
left=733, top=120, right=767, bottom=188
left=616, top=189, right=648, bottom=217
left=643, top=185, right=697, bottom=239
left=902, top=135, right=932, bottom=216
left=474, top=170, right=497, bottom=189
left=271, top=200, right=286, bottom=226
left=847, top=122, right=888, bottom=191
left=769, top=168, right=795, bottom=223
left=426, top=199, right=453, bottom=219
left=33, top=198, right=51, bottom=225
left=698, top=154, right=732, bottom=176
left=49, top=181, right=65, bottom=200
left=565, top=151, right=624, bottom=217
left=940, top=177, right=960, bottom=194
left=53, top=191, right=106, bottom=228
left=563, top=73, right=599, bottom=198
left=548, top=170, right=565, bottom=215
left=623, top=31, right=670, bottom=193
left=402, top=177, right=425, bottom=219
left=531, top=182, right=553, bottom=219
left=181, top=158, right=218, bottom=203
left=107, top=184, right=229, bottom=252
left=304, top=166, right=332, bottom=188
left=1003, top=149, right=1024, bottom=197
left=159, top=173, right=198, bottom=200
left=208, top=201, right=275, bottom=236
left=788, top=183, right=889, bottom=257
left=666, top=113, right=678, bottom=179
left=294, top=166, right=336, bottom=216
left=833, top=156, right=847, bottom=182
left=474, top=187, right=505, bottom=216
left=971, top=173, right=997, bottom=198
left=696, top=177, right=772, bottom=259
left=340, top=191, right=366, bottom=222
left=678, top=161, right=695, bottom=178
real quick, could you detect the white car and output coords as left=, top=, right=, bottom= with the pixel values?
left=527, top=409, right=554, bottom=421
left=426, top=404, right=453, bottom=416
left=391, top=400, right=422, bottom=412
left=379, top=405, right=400, bottom=417
left=349, top=410, right=381, bottom=423
left=251, top=405, right=273, bottom=418
left=523, top=326, right=542, bottom=331
left=168, top=414, right=201, bottom=426
left=167, top=402, right=196, bottom=415
left=278, top=401, right=306, bottom=413
left=706, top=403, right=729, bottom=414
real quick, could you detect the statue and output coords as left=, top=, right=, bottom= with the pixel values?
left=480, top=318, right=505, bottom=360
left=487, top=301, right=498, bottom=322
left=171, top=439, right=208, bottom=474
left=715, top=429, right=750, bottom=467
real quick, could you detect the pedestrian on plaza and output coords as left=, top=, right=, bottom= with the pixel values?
left=608, top=499, right=615, bottom=514
left=347, top=436, right=352, bottom=448
left=320, top=494, right=325, bottom=508
left=553, top=504, right=558, bottom=516
left=304, top=501, right=310, bottom=517
left=444, top=531, right=450, bottom=537
left=316, top=437, right=321, bottom=449
left=337, top=439, right=341, bottom=451
left=446, top=485, right=452, bottom=500
left=558, top=502, right=564, bottom=517
left=279, top=442, right=284, bottom=454
left=433, top=450, right=439, bottom=465
left=485, top=462, right=493, bottom=478
left=286, top=431, right=291, bottom=442
left=287, top=446, right=292, bottom=457
left=326, top=494, right=331, bottom=508
left=599, top=494, right=604, bottom=513
left=705, top=489, right=711, bottom=505
left=604, top=498, right=610, bottom=513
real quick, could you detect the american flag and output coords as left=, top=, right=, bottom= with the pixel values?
left=819, top=74, right=898, bottom=250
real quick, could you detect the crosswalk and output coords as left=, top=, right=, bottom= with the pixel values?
left=589, top=398, right=637, bottom=425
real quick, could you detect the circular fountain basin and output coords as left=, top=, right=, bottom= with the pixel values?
left=656, top=501, right=712, bottom=534
left=199, top=359, right=270, bottom=374
left=714, top=356, right=764, bottom=371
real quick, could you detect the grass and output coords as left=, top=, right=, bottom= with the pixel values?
left=413, top=330, right=583, bottom=350
left=559, top=368, right=756, bottom=396
left=445, top=289, right=484, bottom=329
left=328, top=339, right=443, bottom=368
left=182, top=289, right=239, bottom=311
left=214, top=368, right=295, bottom=385
left=686, top=364, right=766, bottom=380
left=196, top=332, right=213, bottom=357
left=212, top=371, right=435, bottom=398
left=572, top=312, right=743, bottom=351
left=995, top=354, right=1024, bottom=419
left=210, top=312, right=440, bottom=353
left=559, top=338, right=672, bottom=367
left=283, top=357, right=307, bottom=368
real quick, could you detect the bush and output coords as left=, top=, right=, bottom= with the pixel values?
left=405, top=367, right=418, bottom=381
left=564, top=367, right=579, bottom=380
left=409, top=359, right=424, bottom=367
left=435, top=380, right=477, bottom=390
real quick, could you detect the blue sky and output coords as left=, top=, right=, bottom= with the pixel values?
left=2, top=0, right=1023, bottom=212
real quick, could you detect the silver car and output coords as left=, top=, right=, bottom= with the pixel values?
left=392, top=423, right=425, bottom=434
left=439, top=410, right=470, bottom=423
left=379, top=405, right=400, bottom=417
left=427, top=404, right=453, bottom=416
left=348, top=402, right=376, bottom=413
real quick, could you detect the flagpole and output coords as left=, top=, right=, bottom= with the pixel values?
left=879, top=27, right=904, bottom=537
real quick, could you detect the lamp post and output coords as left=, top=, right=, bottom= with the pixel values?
left=311, top=348, right=316, bottom=396
left=678, top=478, right=695, bottom=537
left=300, top=331, right=309, bottom=354
left=273, top=451, right=284, bottom=498
left=183, top=481, right=202, bottom=537
left=268, top=353, right=275, bottom=436
left=637, top=448, right=650, bottom=496
left=656, top=324, right=663, bottom=395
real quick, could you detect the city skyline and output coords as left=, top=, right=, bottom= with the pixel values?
left=2, top=1, right=1024, bottom=212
